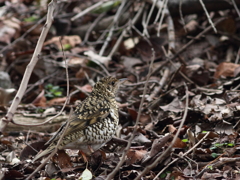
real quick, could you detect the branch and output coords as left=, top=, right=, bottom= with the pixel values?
left=0, top=0, right=57, bottom=133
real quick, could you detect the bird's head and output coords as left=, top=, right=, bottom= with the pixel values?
left=93, top=76, right=126, bottom=97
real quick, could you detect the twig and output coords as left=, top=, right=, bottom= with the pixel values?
left=231, top=0, right=240, bottom=18
left=199, top=0, right=217, bottom=33
left=24, top=71, right=58, bottom=95
left=26, top=108, right=73, bottom=180
left=12, top=37, right=72, bottom=127
left=153, top=0, right=164, bottom=24
left=179, top=0, right=187, bottom=33
left=26, top=33, right=71, bottom=180
left=99, top=0, right=128, bottom=56
left=135, top=82, right=189, bottom=180
left=83, top=12, right=106, bottom=44
left=143, top=0, right=157, bottom=37
left=0, top=0, right=57, bottom=133
left=235, top=47, right=240, bottom=64
left=108, top=2, right=145, bottom=58
left=153, top=131, right=211, bottom=180
left=151, top=17, right=226, bottom=76
left=166, top=8, right=175, bottom=52
left=147, top=68, right=169, bottom=101
left=71, top=0, right=110, bottom=21
left=157, top=0, right=169, bottom=37
left=124, top=80, right=160, bottom=87
left=106, top=47, right=156, bottom=180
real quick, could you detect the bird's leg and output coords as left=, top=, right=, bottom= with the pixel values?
left=88, top=145, right=94, bottom=153
left=78, top=150, right=88, bottom=162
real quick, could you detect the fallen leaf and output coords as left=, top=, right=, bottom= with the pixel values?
left=44, top=35, right=81, bottom=50
left=126, top=149, right=147, bottom=165
left=214, top=62, right=240, bottom=79
left=80, top=168, right=93, bottom=180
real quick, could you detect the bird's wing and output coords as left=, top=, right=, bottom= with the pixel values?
left=64, top=107, right=110, bottom=136
left=47, top=97, right=111, bottom=144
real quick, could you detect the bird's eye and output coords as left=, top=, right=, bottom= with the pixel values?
left=110, top=81, right=115, bottom=86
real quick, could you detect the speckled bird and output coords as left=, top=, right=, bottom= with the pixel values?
left=33, top=76, right=125, bottom=162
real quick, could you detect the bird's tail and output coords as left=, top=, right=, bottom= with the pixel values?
left=32, top=145, right=56, bottom=162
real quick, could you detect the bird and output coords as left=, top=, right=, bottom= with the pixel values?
left=33, top=76, right=125, bottom=162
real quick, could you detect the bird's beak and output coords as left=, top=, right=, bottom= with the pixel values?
left=119, top=78, right=128, bottom=84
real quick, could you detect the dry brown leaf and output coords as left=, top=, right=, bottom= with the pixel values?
left=0, top=17, right=21, bottom=44
left=32, top=90, right=46, bottom=107
left=126, top=148, right=147, bottom=165
left=172, top=136, right=187, bottom=148
left=48, top=97, right=67, bottom=106
left=56, top=150, right=73, bottom=170
left=44, top=35, right=81, bottom=50
left=214, top=62, right=240, bottom=79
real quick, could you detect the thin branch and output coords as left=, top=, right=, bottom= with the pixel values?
left=151, top=17, right=226, bottom=76
left=179, top=0, right=187, bottom=33
left=99, top=0, right=127, bottom=56
left=26, top=108, right=73, bottom=180
left=231, top=0, right=240, bottom=18
left=143, top=0, right=157, bottom=37
left=26, top=35, right=71, bottom=179
left=199, top=0, right=217, bottom=33
left=157, top=0, right=169, bottom=37
left=153, top=131, right=211, bottom=180
left=147, top=68, right=170, bottom=101
left=135, top=82, right=189, bottom=180
left=108, top=2, right=145, bottom=58
left=106, top=47, right=156, bottom=180
left=0, top=0, right=57, bottom=133
left=83, top=12, right=106, bottom=44
left=71, top=0, right=110, bottom=21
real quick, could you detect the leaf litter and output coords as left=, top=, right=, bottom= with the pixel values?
left=1, top=0, right=240, bottom=179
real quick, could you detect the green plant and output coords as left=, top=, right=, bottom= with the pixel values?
left=45, top=84, right=63, bottom=99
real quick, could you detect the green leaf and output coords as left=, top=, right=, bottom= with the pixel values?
left=45, top=84, right=53, bottom=89
left=211, top=153, right=218, bottom=158
left=182, top=139, right=189, bottom=142
left=24, top=16, right=39, bottom=22
left=207, top=165, right=213, bottom=170
left=214, top=143, right=223, bottom=147
left=159, top=172, right=167, bottom=178
left=91, top=0, right=121, bottom=14
left=53, top=91, right=62, bottom=97
left=63, top=44, right=72, bottom=50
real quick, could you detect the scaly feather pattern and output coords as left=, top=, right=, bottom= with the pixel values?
left=33, top=76, right=124, bottom=162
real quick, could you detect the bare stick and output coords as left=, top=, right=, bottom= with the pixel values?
left=71, top=0, right=110, bottom=21
left=231, top=0, right=240, bottom=18
left=135, top=83, right=189, bottom=180
left=153, top=131, right=211, bottom=180
left=26, top=36, right=71, bottom=179
left=83, top=12, right=106, bottom=44
left=12, top=38, right=72, bottom=128
left=143, top=0, right=157, bottom=37
left=0, top=0, right=57, bottom=132
left=199, top=0, right=217, bottom=33
left=157, top=0, right=169, bottom=37
left=147, top=68, right=170, bottom=101
left=151, top=17, right=225, bottom=76
left=108, top=2, right=144, bottom=58
left=26, top=108, right=73, bottom=180
left=99, top=0, right=127, bottom=56
left=179, top=0, right=187, bottom=33
left=106, top=47, right=156, bottom=180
